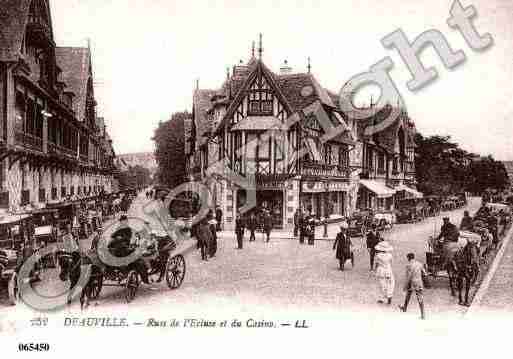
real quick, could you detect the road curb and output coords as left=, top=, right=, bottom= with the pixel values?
left=465, top=224, right=513, bottom=317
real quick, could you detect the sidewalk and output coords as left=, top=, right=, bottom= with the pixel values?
left=217, top=221, right=344, bottom=241
left=468, top=225, right=513, bottom=314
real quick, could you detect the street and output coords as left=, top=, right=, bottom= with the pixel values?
left=0, top=194, right=485, bottom=321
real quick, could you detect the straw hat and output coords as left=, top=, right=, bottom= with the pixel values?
left=339, top=221, right=348, bottom=229
left=375, top=241, right=393, bottom=252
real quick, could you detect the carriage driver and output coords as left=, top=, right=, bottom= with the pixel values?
left=437, top=217, right=460, bottom=244
left=108, top=215, right=150, bottom=284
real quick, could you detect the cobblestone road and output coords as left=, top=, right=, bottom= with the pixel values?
left=1, top=195, right=482, bottom=322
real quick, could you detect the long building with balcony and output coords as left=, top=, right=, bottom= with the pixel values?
left=185, top=40, right=418, bottom=230
left=0, top=0, right=117, bottom=211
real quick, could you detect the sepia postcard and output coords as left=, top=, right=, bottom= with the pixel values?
left=1, top=0, right=513, bottom=357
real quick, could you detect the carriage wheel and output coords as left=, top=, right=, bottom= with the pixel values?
left=8, top=273, right=19, bottom=305
left=89, top=272, right=103, bottom=300
left=125, top=270, right=139, bottom=303
left=166, top=254, right=186, bottom=289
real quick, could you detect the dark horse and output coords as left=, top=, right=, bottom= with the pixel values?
left=447, top=241, right=480, bottom=306
left=57, top=251, right=100, bottom=310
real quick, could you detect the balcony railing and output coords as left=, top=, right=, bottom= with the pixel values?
left=302, top=162, right=350, bottom=178
left=48, top=142, right=77, bottom=158
left=15, top=131, right=43, bottom=152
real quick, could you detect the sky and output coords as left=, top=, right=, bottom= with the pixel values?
left=50, top=0, right=513, bottom=159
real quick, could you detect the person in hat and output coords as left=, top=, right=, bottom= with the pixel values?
left=374, top=241, right=395, bottom=305
left=399, top=253, right=426, bottom=320
left=333, top=222, right=353, bottom=270
left=247, top=212, right=258, bottom=242
left=235, top=212, right=245, bottom=249
left=197, top=218, right=213, bottom=261
left=206, top=210, right=218, bottom=257
left=459, top=211, right=473, bottom=231
left=437, top=217, right=459, bottom=243
left=109, top=215, right=150, bottom=284
left=366, top=224, right=382, bottom=271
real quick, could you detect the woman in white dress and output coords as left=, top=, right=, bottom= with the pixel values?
left=374, top=241, right=395, bottom=305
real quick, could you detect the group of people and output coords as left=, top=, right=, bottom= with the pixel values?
left=331, top=221, right=427, bottom=319
left=293, top=206, right=321, bottom=245
left=234, top=210, right=273, bottom=249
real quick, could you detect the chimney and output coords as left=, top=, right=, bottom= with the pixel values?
left=280, top=59, right=293, bottom=75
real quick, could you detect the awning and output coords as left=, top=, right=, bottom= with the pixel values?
left=396, top=184, right=423, bottom=198
left=359, top=180, right=396, bottom=198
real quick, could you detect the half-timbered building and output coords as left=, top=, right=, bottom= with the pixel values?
left=186, top=39, right=419, bottom=230
left=0, top=0, right=116, bottom=211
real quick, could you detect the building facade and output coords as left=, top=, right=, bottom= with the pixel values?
left=0, top=0, right=117, bottom=212
left=186, top=41, right=418, bottom=230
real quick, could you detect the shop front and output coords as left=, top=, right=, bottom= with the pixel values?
left=300, top=180, right=350, bottom=219
left=357, top=180, right=396, bottom=211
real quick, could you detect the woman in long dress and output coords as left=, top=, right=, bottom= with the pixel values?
left=374, top=241, right=395, bottom=305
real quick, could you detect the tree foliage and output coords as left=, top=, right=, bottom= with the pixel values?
left=415, top=133, right=509, bottom=195
left=153, top=111, right=190, bottom=190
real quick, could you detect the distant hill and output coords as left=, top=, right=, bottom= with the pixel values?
left=117, top=152, right=157, bottom=176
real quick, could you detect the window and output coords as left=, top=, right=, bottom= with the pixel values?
left=274, top=132, right=285, bottom=173
left=324, top=145, right=332, bottom=165
left=393, top=157, right=399, bottom=173
left=339, top=147, right=349, bottom=168
left=15, top=92, right=25, bottom=133
left=248, top=89, right=273, bottom=115
left=378, top=152, right=385, bottom=172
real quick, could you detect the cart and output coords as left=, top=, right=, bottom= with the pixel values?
left=85, top=226, right=187, bottom=303
left=0, top=213, right=41, bottom=305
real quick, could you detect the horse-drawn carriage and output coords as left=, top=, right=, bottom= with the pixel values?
left=395, top=198, right=427, bottom=223
left=425, top=230, right=482, bottom=306
left=424, top=195, right=442, bottom=217
left=371, top=210, right=396, bottom=231
left=58, top=223, right=187, bottom=306
left=0, top=214, right=42, bottom=305
left=347, top=211, right=371, bottom=237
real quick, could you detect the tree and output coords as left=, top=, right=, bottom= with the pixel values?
left=153, top=111, right=190, bottom=190
left=414, top=133, right=508, bottom=195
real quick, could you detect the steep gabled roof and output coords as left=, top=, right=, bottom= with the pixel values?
left=354, top=105, right=416, bottom=153
left=0, top=0, right=54, bottom=62
left=55, top=47, right=91, bottom=122
left=275, top=73, right=336, bottom=112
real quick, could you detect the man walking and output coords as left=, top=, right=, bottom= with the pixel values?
left=215, top=206, right=223, bottom=232
left=366, top=224, right=381, bottom=271
left=399, top=253, right=426, bottom=320
left=247, top=212, right=257, bottom=242
left=235, top=212, right=245, bottom=249
left=293, top=208, right=302, bottom=237
left=263, top=209, right=273, bottom=243
left=197, top=219, right=212, bottom=261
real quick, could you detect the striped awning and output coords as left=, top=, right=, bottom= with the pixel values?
left=360, top=180, right=396, bottom=198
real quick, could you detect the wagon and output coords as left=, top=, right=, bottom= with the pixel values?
left=347, top=211, right=371, bottom=237
left=0, top=213, right=41, bottom=305
left=85, top=226, right=187, bottom=303
left=425, top=231, right=481, bottom=279
left=372, top=211, right=396, bottom=231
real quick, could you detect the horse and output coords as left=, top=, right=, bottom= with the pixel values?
left=447, top=241, right=480, bottom=306
left=57, top=251, right=100, bottom=310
